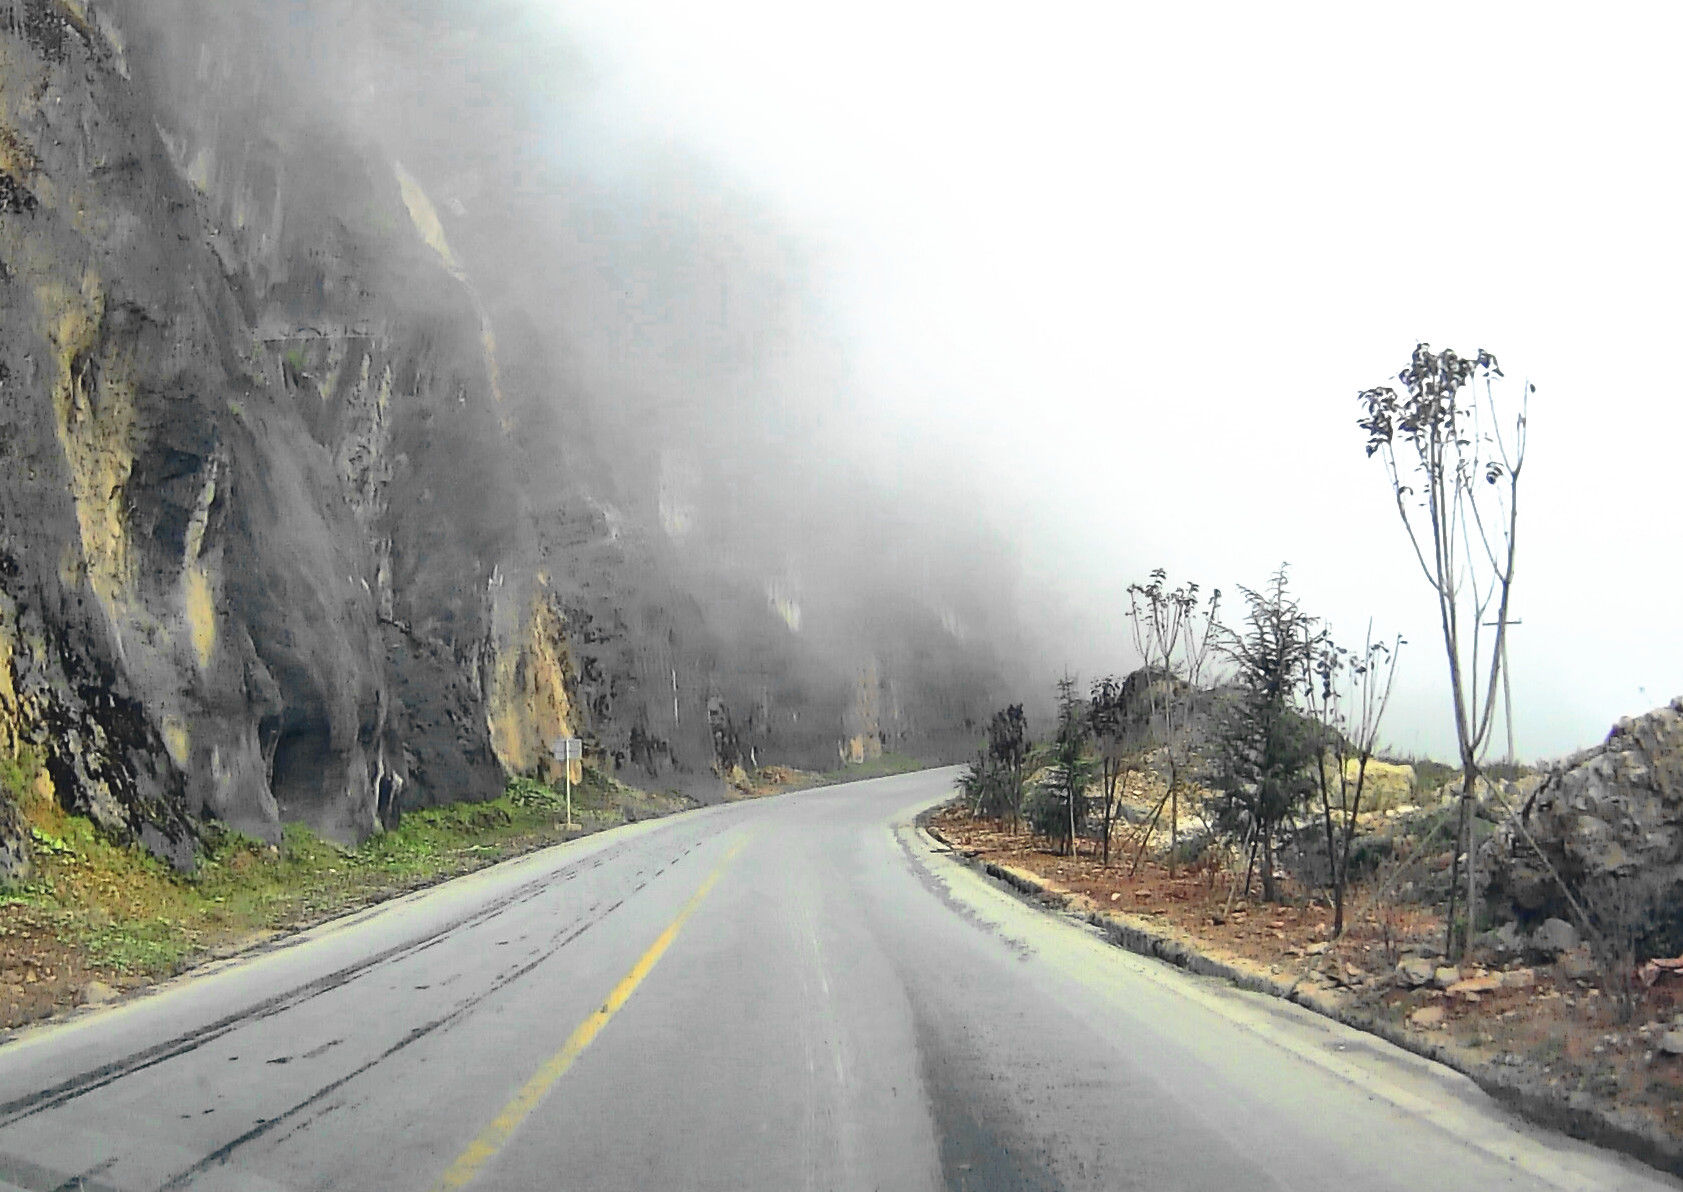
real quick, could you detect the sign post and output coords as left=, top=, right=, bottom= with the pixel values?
left=550, top=737, right=582, bottom=829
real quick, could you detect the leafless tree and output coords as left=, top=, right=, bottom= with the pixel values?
left=1359, top=344, right=1527, bottom=958
left=1304, top=622, right=1402, bottom=937
left=1125, top=570, right=1222, bottom=877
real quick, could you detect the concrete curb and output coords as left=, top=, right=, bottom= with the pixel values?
left=919, top=812, right=1683, bottom=1181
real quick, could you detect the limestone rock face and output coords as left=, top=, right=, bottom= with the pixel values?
left=0, top=3, right=1004, bottom=861
left=1484, top=697, right=1683, bottom=955
left=0, top=7, right=533, bottom=850
left=1324, top=757, right=1416, bottom=813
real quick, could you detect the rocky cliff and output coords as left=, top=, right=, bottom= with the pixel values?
left=0, top=0, right=1003, bottom=873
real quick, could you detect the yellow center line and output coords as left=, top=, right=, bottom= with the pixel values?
left=427, top=834, right=751, bottom=1191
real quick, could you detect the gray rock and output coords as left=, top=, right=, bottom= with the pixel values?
left=1474, top=921, right=1525, bottom=964
left=78, top=981, right=118, bottom=1007
left=1408, top=1005, right=1446, bottom=1028
left=1395, top=957, right=1436, bottom=987
left=1659, top=1031, right=1683, bottom=1056
left=1530, top=917, right=1580, bottom=958
left=1557, top=947, right=1600, bottom=983
left=1484, top=697, right=1683, bottom=955
left=1432, top=965, right=1463, bottom=990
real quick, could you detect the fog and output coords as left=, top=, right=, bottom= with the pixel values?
left=137, top=0, right=1681, bottom=762
left=527, top=0, right=1682, bottom=761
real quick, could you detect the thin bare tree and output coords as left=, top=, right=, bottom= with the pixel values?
left=1125, top=570, right=1222, bottom=877
left=1359, top=344, right=1528, bottom=958
left=1303, top=622, right=1403, bottom=938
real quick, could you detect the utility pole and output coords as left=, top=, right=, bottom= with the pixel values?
left=1482, top=616, right=1521, bottom=765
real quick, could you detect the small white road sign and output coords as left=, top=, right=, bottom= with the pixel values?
left=551, top=737, right=581, bottom=762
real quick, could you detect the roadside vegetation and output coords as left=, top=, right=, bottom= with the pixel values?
left=0, top=758, right=687, bottom=1031
left=940, top=345, right=1683, bottom=1156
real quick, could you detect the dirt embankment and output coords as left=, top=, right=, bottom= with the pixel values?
left=929, top=805, right=1683, bottom=1179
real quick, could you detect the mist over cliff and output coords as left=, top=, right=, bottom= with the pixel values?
left=0, top=0, right=1027, bottom=863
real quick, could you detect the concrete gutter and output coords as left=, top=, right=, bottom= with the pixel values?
left=920, top=812, right=1683, bottom=1181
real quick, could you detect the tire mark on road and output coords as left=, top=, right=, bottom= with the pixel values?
left=0, top=823, right=724, bottom=1129
left=151, top=835, right=722, bottom=1188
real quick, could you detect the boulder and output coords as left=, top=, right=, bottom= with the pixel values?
left=1557, top=947, right=1599, bottom=983
left=1473, top=921, right=1525, bottom=965
left=1530, top=917, right=1581, bottom=959
left=1408, top=1005, right=1446, bottom=1029
left=1483, top=697, right=1683, bottom=957
left=1502, top=968, right=1537, bottom=990
left=78, top=981, right=118, bottom=1007
left=1395, top=957, right=1436, bottom=987
left=1446, top=973, right=1503, bottom=998
left=1660, top=1031, right=1683, bottom=1057
left=1432, top=966, right=1463, bottom=990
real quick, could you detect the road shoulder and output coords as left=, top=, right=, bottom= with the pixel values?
left=918, top=808, right=1683, bottom=1184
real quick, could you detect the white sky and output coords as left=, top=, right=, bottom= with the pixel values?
left=534, top=0, right=1683, bottom=761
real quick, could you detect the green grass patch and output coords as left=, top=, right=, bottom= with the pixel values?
left=4, top=767, right=685, bottom=985
left=85, top=919, right=196, bottom=975
left=0, top=748, right=41, bottom=804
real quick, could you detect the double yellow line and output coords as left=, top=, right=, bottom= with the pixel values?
left=429, top=836, right=749, bottom=1191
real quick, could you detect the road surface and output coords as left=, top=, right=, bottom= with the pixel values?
left=0, top=768, right=1673, bottom=1191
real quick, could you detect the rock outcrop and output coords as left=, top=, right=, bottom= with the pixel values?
left=1484, top=697, right=1683, bottom=956
left=0, top=2, right=999, bottom=864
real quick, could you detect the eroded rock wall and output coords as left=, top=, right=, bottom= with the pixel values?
left=0, top=1, right=542, bottom=852
left=0, top=0, right=999, bottom=868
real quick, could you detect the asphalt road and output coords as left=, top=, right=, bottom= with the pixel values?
left=0, top=768, right=1674, bottom=1191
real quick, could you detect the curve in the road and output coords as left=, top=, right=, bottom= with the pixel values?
left=0, top=770, right=1673, bottom=1192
